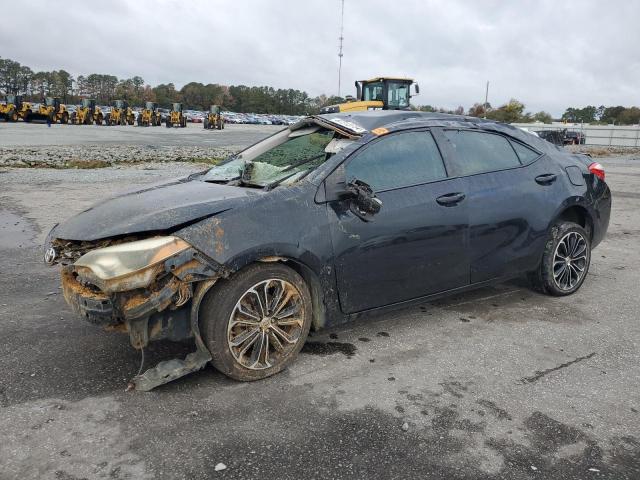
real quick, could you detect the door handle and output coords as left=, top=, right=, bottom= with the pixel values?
left=436, top=192, right=466, bottom=206
left=535, top=173, right=557, bottom=185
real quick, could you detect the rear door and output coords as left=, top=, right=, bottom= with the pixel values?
left=327, top=129, right=469, bottom=314
left=442, top=129, right=563, bottom=283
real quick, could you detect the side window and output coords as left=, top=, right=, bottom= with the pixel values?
left=346, top=131, right=447, bottom=191
left=444, top=130, right=521, bottom=176
left=510, top=140, right=541, bottom=164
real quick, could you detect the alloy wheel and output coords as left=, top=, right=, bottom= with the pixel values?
left=553, top=231, right=588, bottom=291
left=227, top=278, right=304, bottom=370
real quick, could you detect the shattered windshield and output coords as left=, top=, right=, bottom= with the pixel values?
left=203, top=128, right=338, bottom=188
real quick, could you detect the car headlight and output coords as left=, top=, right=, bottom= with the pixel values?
left=75, top=236, right=190, bottom=280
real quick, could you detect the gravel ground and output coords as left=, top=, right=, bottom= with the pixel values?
left=0, top=122, right=281, bottom=167
left=0, top=151, right=639, bottom=479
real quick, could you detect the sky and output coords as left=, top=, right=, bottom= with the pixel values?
left=2, top=0, right=638, bottom=116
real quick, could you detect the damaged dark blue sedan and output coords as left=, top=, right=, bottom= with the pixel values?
left=44, top=111, right=611, bottom=390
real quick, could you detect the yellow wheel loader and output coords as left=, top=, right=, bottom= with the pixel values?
left=165, top=103, right=187, bottom=128
left=137, top=102, right=162, bottom=127
left=320, top=77, right=419, bottom=113
left=1, top=94, right=25, bottom=122
left=203, top=105, right=224, bottom=130
left=25, top=97, right=69, bottom=124
left=106, top=100, right=133, bottom=126
left=1, top=95, right=33, bottom=122
left=70, top=99, right=104, bottom=125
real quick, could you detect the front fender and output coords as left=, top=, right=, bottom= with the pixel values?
left=174, top=183, right=345, bottom=328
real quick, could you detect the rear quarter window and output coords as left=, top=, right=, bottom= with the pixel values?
left=444, top=130, right=521, bottom=176
left=510, top=140, right=541, bottom=164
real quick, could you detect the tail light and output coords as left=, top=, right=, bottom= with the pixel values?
left=588, top=162, right=605, bottom=181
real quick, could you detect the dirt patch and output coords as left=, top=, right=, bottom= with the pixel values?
left=301, top=341, right=357, bottom=357
left=566, top=145, right=640, bottom=157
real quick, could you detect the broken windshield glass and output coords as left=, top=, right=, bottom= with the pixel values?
left=203, top=129, right=336, bottom=187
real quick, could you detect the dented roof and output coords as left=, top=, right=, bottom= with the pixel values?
left=312, top=111, right=561, bottom=153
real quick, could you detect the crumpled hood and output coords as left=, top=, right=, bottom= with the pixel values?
left=51, top=179, right=262, bottom=241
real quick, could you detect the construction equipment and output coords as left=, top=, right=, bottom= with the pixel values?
left=70, top=99, right=104, bottom=125
left=105, top=100, right=134, bottom=126
left=24, top=97, right=69, bottom=124
left=137, top=101, right=162, bottom=126
left=0, top=94, right=25, bottom=122
left=166, top=103, right=187, bottom=128
left=203, top=105, right=224, bottom=130
left=320, top=77, right=419, bottom=113
left=1, top=95, right=34, bottom=122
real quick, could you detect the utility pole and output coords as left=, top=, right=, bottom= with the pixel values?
left=338, top=0, right=345, bottom=97
left=484, top=80, right=489, bottom=118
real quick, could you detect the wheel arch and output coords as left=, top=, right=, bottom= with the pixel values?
left=226, top=252, right=329, bottom=331
left=552, top=204, right=594, bottom=240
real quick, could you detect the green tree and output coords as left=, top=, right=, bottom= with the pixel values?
left=532, top=111, right=553, bottom=123
left=485, top=99, right=525, bottom=123
left=153, top=83, right=180, bottom=107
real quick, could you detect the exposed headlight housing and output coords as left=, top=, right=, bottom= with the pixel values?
left=75, top=236, right=190, bottom=280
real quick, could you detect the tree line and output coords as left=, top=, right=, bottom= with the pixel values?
left=416, top=100, right=554, bottom=124
left=560, top=105, right=640, bottom=125
left=0, top=56, right=344, bottom=114
left=1, top=56, right=638, bottom=123
left=415, top=99, right=640, bottom=125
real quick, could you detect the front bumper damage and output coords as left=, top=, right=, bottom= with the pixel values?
left=58, top=243, right=230, bottom=391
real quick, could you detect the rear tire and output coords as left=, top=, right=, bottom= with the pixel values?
left=528, top=222, right=591, bottom=296
left=200, top=263, right=312, bottom=381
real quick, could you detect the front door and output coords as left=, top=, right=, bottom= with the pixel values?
left=327, top=130, right=469, bottom=314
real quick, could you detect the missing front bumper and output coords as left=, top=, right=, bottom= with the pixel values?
left=58, top=249, right=229, bottom=391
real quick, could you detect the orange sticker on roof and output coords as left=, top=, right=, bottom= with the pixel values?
left=371, top=127, right=389, bottom=136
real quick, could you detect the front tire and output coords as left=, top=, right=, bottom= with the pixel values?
left=200, top=263, right=312, bottom=381
left=529, top=222, right=591, bottom=296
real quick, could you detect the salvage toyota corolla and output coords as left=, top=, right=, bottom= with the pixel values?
left=44, top=111, right=611, bottom=390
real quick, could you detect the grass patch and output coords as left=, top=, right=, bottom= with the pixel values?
left=183, top=157, right=225, bottom=165
left=64, top=159, right=111, bottom=169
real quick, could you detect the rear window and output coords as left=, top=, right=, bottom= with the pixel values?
left=510, top=140, right=540, bottom=164
left=444, top=130, right=521, bottom=176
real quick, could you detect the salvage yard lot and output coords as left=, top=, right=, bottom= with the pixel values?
left=0, top=126, right=639, bottom=479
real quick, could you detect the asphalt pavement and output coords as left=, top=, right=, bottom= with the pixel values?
left=0, top=154, right=639, bottom=479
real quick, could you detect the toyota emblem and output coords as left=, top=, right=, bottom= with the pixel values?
left=44, top=246, right=57, bottom=265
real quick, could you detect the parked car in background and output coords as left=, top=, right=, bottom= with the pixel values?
left=536, top=130, right=565, bottom=146
left=536, top=129, right=587, bottom=146
left=157, top=108, right=170, bottom=122
left=564, top=130, right=586, bottom=145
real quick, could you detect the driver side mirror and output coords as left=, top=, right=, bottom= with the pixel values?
left=324, top=166, right=382, bottom=221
